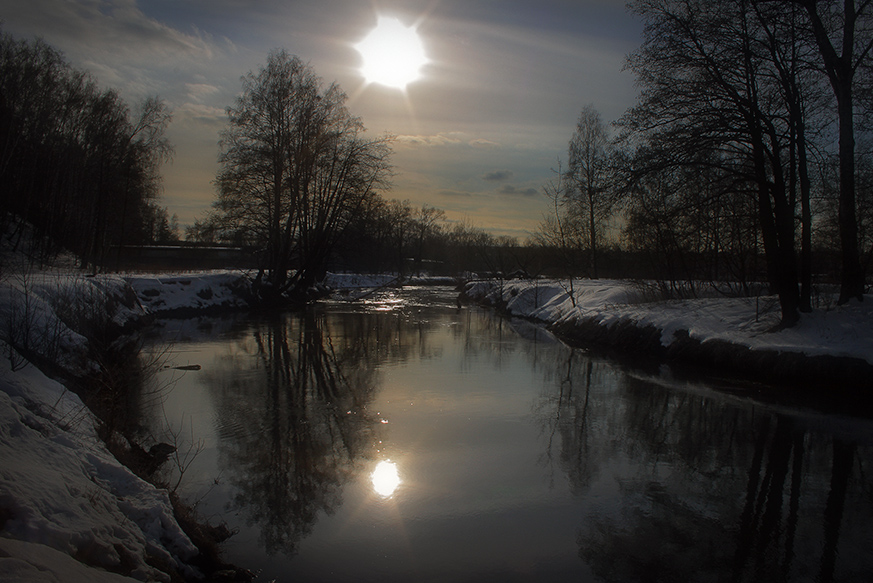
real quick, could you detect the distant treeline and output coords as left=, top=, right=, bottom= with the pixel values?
left=0, top=30, right=177, bottom=269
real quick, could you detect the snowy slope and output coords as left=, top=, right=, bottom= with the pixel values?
left=0, top=269, right=208, bottom=581
left=0, top=350, right=200, bottom=582
left=463, top=278, right=873, bottom=382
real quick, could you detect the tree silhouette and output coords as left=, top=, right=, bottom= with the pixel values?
left=214, top=50, right=392, bottom=302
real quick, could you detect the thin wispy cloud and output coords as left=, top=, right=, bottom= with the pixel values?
left=497, top=185, right=539, bottom=197
left=185, top=83, right=222, bottom=102
left=483, top=170, right=514, bottom=181
left=437, top=189, right=474, bottom=198
left=469, top=138, right=500, bottom=148
left=396, top=132, right=467, bottom=148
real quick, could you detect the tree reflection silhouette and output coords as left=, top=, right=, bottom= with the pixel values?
left=537, top=358, right=873, bottom=583
left=205, top=311, right=381, bottom=555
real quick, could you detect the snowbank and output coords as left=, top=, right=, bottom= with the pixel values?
left=463, top=278, right=873, bottom=388
left=0, top=273, right=147, bottom=377
left=322, top=272, right=400, bottom=289
left=0, top=270, right=228, bottom=581
left=126, top=271, right=253, bottom=316
left=323, top=272, right=459, bottom=290
left=123, top=271, right=458, bottom=316
left=0, top=348, right=200, bottom=582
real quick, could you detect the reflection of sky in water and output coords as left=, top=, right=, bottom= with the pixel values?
left=142, top=287, right=873, bottom=583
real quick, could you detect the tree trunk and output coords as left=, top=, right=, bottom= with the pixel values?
left=798, top=117, right=813, bottom=312
left=588, top=188, right=598, bottom=279
left=751, top=119, right=800, bottom=327
left=836, top=89, right=864, bottom=303
left=797, top=0, right=865, bottom=303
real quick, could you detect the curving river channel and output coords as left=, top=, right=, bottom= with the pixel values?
left=137, top=286, right=873, bottom=583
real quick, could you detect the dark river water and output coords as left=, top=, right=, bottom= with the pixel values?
left=138, top=286, right=873, bottom=583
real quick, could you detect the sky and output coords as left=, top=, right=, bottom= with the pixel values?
left=0, top=0, right=643, bottom=239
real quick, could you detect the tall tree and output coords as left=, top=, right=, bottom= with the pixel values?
left=624, top=0, right=804, bottom=326
left=566, top=105, right=614, bottom=279
left=780, top=0, right=872, bottom=303
left=751, top=1, right=823, bottom=311
left=216, top=50, right=393, bottom=302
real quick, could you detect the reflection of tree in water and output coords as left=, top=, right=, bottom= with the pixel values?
left=537, top=360, right=873, bottom=582
left=535, top=349, right=621, bottom=492
left=205, top=310, right=381, bottom=555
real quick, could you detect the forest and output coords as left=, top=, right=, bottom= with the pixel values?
left=0, top=31, right=178, bottom=271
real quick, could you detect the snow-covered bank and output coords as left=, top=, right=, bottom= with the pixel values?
left=0, top=271, right=208, bottom=581
left=462, top=278, right=873, bottom=389
left=0, top=269, right=260, bottom=581
left=126, top=271, right=253, bottom=317
left=123, top=271, right=457, bottom=315
left=0, top=272, right=147, bottom=377
left=322, top=272, right=458, bottom=289
left=0, top=354, right=200, bottom=582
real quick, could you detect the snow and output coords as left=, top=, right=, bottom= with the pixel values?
left=0, top=350, right=199, bottom=582
left=322, top=272, right=400, bottom=289
left=464, top=278, right=873, bottom=366
left=0, top=272, right=147, bottom=376
left=126, top=271, right=252, bottom=315
left=0, top=537, right=137, bottom=582
left=0, top=266, right=208, bottom=581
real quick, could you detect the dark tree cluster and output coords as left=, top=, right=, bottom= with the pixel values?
left=0, top=31, right=175, bottom=269
left=540, top=0, right=873, bottom=327
left=622, top=0, right=873, bottom=326
left=193, top=184, right=536, bottom=280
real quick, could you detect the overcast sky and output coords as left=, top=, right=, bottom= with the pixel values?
left=1, top=0, right=643, bottom=238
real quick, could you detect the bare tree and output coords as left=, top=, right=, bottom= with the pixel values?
left=216, top=50, right=393, bottom=303
left=624, top=0, right=807, bottom=326
left=566, top=105, right=615, bottom=279
left=536, top=161, right=584, bottom=303
left=776, top=0, right=873, bottom=303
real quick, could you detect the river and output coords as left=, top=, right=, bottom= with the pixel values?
left=137, top=286, right=873, bottom=582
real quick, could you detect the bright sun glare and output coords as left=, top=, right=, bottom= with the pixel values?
left=371, top=460, right=401, bottom=497
left=356, top=16, right=427, bottom=90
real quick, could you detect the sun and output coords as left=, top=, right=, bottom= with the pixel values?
left=356, top=16, right=427, bottom=90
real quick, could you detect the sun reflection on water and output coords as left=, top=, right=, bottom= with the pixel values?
left=372, top=460, right=401, bottom=497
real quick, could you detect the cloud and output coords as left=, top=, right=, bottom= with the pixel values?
left=437, top=189, right=473, bottom=198
left=1, top=0, right=226, bottom=110
left=482, top=170, right=513, bottom=181
left=185, top=83, right=221, bottom=102
left=497, top=185, right=539, bottom=197
left=4, top=0, right=215, bottom=62
left=395, top=132, right=501, bottom=150
left=177, top=103, right=227, bottom=123
left=396, top=132, right=466, bottom=148
left=469, top=138, right=500, bottom=148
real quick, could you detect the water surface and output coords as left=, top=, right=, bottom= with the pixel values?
left=140, top=287, right=873, bottom=582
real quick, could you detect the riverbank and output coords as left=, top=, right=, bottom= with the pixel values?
left=461, top=278, right=873, bottom=393
left=0, top=267, right=257, bottom=582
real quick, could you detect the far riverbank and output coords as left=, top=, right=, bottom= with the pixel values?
left=461, top=278, right=873, bottom=396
